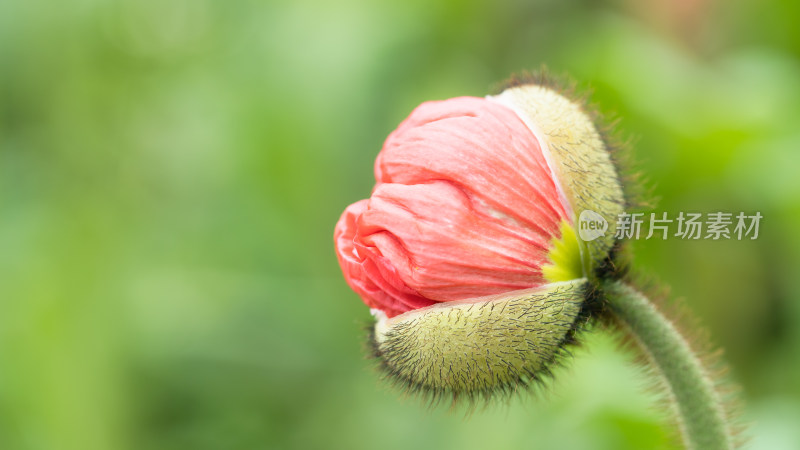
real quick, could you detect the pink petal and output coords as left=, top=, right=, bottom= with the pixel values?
left=334, top=96, right=570, bottom=317
left=334, top=200, right=435, bottom=317
left=375, top=97, right=566, bottom=236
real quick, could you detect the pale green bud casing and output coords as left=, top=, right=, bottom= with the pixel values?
left=372, top=279, right=589, bottom=398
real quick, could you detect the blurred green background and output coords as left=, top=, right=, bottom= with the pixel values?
left=1, top=0, right=799, bottom=449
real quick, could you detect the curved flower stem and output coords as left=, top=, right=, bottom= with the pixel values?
left=603, top=280, right=733, bottom=450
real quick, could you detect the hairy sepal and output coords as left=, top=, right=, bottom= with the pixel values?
left=371, top=279, right=589, bottom=402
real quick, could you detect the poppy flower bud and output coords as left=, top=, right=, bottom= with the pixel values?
left=334, top=79, right=625, bottom=398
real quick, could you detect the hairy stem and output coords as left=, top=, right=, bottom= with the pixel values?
left=603, top=280, right=733, bottom=450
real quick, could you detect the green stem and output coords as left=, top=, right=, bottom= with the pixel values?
left=603, top=280, right=733, bottom=450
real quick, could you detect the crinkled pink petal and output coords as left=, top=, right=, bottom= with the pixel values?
left=376, top=97, right=566, bottom=236
left=335, top=200, right=435, bottom=317
left=334, top=96, right=570, bottom=318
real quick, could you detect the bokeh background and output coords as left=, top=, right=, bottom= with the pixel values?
left=2, top=0, right=799, bottom=449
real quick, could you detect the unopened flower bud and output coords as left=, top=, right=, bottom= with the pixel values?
left=334, top=77, right=625, bottom=399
